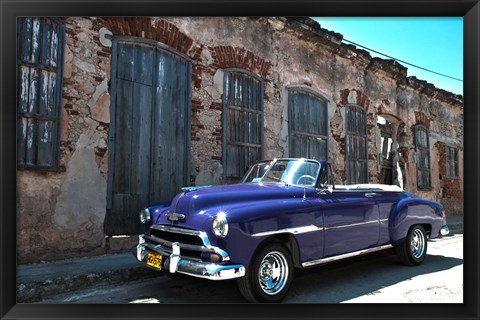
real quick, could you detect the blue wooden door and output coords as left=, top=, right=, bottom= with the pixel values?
left=106, top=40, right=192, bottom=236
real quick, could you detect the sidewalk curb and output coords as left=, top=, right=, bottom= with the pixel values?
left=17, top=253, right=157, bottom=303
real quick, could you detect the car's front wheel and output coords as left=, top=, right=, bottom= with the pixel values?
left=396, top=225, right=427, bottom=266
left=237, top=240, right=293, bottom=303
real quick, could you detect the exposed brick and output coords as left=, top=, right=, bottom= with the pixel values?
left=101, top=17, right=194, bottom=56
left=95, top=147, right=107, bottom=157
left=211, top=102, right=222, bottom=111
left=209, top=45, right=271, bottom=80
left=340, top=89, right=349, bottom=105
left=415, top=111, right=431, bottom=130
left=356, top=90, right=370, bottom=109
left=192, top=100, right=203, bottom=110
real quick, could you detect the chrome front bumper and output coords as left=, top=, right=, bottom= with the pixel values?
left=136, top=235, right=245, bottom=280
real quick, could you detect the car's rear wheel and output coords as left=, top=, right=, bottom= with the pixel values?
left=237, top=240, right=293, bottom=303
left=396, top=225, right=427, bottom=266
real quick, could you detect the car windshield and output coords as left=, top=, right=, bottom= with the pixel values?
left=241, top=159, right=321, bottom=187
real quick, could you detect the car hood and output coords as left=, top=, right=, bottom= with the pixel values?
left=151, top=183, right=313, bottom=227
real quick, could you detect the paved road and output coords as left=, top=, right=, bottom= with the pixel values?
left=40, top=233, right=463, bottom=304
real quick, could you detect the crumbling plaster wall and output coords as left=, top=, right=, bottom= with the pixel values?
left=17, top=17, right=110, bottom=263
left=394, top=80, right=463, bottom=209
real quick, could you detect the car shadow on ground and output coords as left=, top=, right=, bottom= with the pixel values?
left=123, top=238, right=462, bottom=304
left=286, top=250, right=462, bottom=303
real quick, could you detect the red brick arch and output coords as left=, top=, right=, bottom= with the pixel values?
left=338, top=89, right=371, bottom=110
left=208, top=46, right=272, bottom=79
left=95, top=17, right=199, bottom=58
left=414, top=111, right=431, bottom=130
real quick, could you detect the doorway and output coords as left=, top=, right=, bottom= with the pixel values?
left=106, top=38, right=192, bottom=236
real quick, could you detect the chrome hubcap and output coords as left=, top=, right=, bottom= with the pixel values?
left=258, top=251, right=289, bottom=295
left=410, top=228, right=425, bottom=259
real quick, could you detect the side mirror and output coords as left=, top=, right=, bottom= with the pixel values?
left=326, top=185, right=333, bottom=194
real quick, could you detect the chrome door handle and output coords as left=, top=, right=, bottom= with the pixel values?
left=365, top=193, right=377, bottom=198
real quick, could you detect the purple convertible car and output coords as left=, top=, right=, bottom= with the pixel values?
left=135, top=158, right=449, bottom=302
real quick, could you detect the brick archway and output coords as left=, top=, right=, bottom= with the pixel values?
left=338, top=89, right=371, bottom=110
left=95, top=17, right=199, bottom=58
left=209, top=46, right=272, bottom=79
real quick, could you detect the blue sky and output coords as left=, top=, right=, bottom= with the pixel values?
left=312, top=17, right=463, bottom=96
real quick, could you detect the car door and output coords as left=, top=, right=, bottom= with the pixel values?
left=321, top=189, right=380, bottom=257
left=375, top=190, right=405, bottom=245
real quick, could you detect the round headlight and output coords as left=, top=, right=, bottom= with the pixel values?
left=139, top=208, right=151, bottom=224
left=212, top=212, right=229, bottom=238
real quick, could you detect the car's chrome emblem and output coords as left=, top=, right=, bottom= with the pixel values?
left=166, top=212, right=186, bottom=222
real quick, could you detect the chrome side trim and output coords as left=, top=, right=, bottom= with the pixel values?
left=325, top=219, right=379, bottom=230
left=252, top=225, right=324, bottom=237
left=302, top=244, right=393, bottom=268
left=251, top=219, right=389, bottom=237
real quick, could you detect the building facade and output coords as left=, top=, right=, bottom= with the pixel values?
left=16, top=17, right=463, bottom=263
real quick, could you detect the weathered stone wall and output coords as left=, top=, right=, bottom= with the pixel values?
left=17, top=16, right=464, bottom=263
left=17, top=17, right=111, bottom=263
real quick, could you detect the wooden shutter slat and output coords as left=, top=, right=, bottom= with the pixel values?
left=224, top=71, right=263, bottom=180
left=37, top=120, right=54, bottom=166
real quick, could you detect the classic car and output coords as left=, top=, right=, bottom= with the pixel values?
left=135, top=158, right=449, bottom=302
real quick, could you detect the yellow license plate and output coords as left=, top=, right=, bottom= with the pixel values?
left=146, top=252, right=162, bottom=270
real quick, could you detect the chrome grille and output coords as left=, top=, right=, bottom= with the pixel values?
left=142, top=225, right=230, bottom=263
left=144, top=225, right=207, bottom=260
left=149, top=228, right=204, bottom=246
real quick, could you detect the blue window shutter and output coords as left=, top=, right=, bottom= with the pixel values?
left=17, top=17, right=65, bottom=170
left=223, top=70, right=264, bottom=181
left=288, top=87, right=328, bottom=160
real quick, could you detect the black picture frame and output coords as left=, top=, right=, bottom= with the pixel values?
left=1, top=1, right=478, bottom=319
